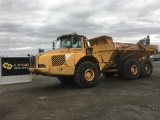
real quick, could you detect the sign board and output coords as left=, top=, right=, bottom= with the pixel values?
left=1, top=57, right=30, bottom=76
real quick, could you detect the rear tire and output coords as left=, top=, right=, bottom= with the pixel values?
left=74, top=61, right=99, bottom=88
left=139, top=59, right=153, bottom=78
left=122, top=59, right=140, bottom=80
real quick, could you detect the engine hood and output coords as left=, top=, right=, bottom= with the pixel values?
left=36, top=48, right=69, bottom=57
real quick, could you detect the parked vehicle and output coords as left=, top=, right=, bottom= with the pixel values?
left=29, top=33, right=158, bottom=88
left=150, top=52, right=160, bottom=61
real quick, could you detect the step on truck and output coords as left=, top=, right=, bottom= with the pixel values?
left=29, top=33, right=158, bottom=88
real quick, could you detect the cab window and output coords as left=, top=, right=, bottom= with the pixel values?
left=72, top=37, right=82, bottom=48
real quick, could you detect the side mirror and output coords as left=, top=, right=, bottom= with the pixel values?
left=86, top=41, right=90, bottom=47
left=53, top=41, right=55, bottom=49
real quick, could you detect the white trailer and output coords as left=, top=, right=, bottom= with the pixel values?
left=150, top=52, right=160, bottom=61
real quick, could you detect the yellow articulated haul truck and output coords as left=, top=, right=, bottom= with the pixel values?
left=29, top=33, right=158, bottom=88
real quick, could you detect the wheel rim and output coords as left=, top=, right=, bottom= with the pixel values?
left=131, top=65, right=138, bottom=75
left=85, top=69, right=94, bottom=81
left=145, top=64, right=150, bottom=73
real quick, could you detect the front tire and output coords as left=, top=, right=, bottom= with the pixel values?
left=122, top=59, right=140, bottom=80
left=74, top=61, right=99, bottom=88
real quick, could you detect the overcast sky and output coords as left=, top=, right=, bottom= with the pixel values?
left=0, top=0, right=160, bottom=56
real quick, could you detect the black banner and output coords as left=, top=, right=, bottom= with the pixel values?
left=2, top=57, right=30, bottom=76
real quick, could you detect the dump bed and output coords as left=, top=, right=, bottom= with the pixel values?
left=88, top=35, right=158, bottom=62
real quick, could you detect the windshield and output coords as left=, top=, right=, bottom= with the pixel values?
left=54, top=36, right=82, bottom=49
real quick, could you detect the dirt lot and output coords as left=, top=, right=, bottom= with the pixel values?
left=0, top=62, right=160, bottom=120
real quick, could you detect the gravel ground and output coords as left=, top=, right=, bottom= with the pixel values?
left=0, top=61, right=160, bottom=120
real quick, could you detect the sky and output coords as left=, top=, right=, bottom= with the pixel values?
left=0, top=0, right=160, bottom=56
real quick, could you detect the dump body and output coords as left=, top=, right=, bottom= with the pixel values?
left=88, top=35, right=157, bottom=63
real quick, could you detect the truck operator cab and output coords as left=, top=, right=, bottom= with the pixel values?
left=53, top=33, right=87, bottom=49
